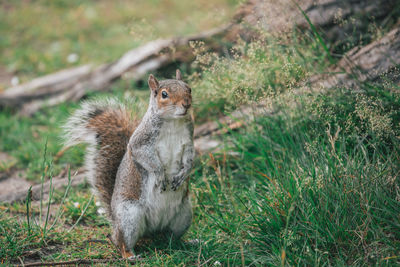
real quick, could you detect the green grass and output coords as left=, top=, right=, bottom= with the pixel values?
left=1, top=0, right=400, bottom=266
left=0, top=0, right=237, bottom=84
left=0, top=103, right=83, bottom=180
left=200, top=112, right=400, bottom=265
left=2, top=89, right=399, bottom=265
left=0, top=79, right=151, bottom=180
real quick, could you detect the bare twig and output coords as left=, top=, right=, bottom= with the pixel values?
left=16, top=257, right=138, bottom=267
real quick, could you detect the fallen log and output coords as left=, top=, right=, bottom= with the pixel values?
left=0, top=24, right=232, bottom=116
left=308, top=25, right=400, bottom=90
left=193, top=24, right=400, bottom=153
left=1, top=1, right=399, bottom=205
left=2, top=0, right=398, bottom=115
left=4, top=23, right=399, bottom=202
left=235, top=0, right=399, bottom=52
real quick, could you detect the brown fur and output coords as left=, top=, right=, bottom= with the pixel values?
left=156, top=87, right=192, bottom=110
left=87, top=108, right=139, bottom=213
left=184, top=180, right=190, bottom=198
left=119, top=147, right=142, bottom=200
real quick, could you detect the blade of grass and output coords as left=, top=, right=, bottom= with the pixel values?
left=68, top=194, right=94, bottom=232
left=49, top=167, right=73, bottom=230
left=42, top=161, right=54, bottom=241
left=292, top=0, right=333, bottom=63
left=39, top=138, right=49, bottom=226
left=25, top=186, right=32, bottom=236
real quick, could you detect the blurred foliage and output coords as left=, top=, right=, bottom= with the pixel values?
left=0, top=0, right=238, bottom=82
left=0, top=0, right=399, bottom=265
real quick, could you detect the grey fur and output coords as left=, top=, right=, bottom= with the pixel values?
left=64, top=74, right=194, bottom=256
left=111, top=76, right=194, bottom=254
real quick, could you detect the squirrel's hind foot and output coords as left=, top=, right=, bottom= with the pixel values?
left=121, top=243, right=141, bottom=261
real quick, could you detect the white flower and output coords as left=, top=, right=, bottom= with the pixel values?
left=67, top=53, right=79, bottom=63
left=73, top=202, right=80, bottom=208
left=95, top=201, right=101, bottom=207
left=11, top=76, right=19, bottom=86
left=213, top=261, right=221, bottom=266
left=97, top=207, right=106, bottom=215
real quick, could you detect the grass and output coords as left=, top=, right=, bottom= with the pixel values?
left=0, top=0, right=237, bottom=84
left=2, top=88, right=399, bottom=265
left=0, top=79, right=151, bottom=180
left=1, top=0, right=400, bottom=266
left=205, top=112, right=399, bottom=265
left=189, top=28, right=333, bottom=123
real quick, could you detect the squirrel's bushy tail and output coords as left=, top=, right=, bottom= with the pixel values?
left=63, top=98, right=138, bottom=215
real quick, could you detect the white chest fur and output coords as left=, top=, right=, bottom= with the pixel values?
left=140, top=119, right=192, bottom=232
left=155, top=119, right=191, bottom=179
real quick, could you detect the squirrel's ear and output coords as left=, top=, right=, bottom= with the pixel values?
left=176, top=69, right=182, bottom=80
left=148, top=74, right=159, bottom=92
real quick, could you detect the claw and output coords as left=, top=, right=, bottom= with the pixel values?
left=171, top=183, right=177, bottom=191
left=160, top=179, right=167, bottom=192
left=127, top=254, right=141, bottom=262
left=171, top=174, right=185, bottom=191
left=121, top=243, right=135, bottom=259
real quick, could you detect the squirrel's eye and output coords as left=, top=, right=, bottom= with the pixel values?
left=162, top=91, right=168, bottom=99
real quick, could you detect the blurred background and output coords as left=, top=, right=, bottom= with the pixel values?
left=0, top=0, right=238, bottom=181
left=0, top=0, right=237, bottom=83
left=1, top=0, right=399, bottom=266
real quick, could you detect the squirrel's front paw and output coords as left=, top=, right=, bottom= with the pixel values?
left=156, top=179, right=167, bottom=192
left=160, top=179, right=167, bottom=192
left=171, top=173, right=186, bottom=191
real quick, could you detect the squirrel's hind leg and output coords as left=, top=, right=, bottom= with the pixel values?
left=112, top=201, right=145, bottom=257
left=168, top=198, right=192, bottom=239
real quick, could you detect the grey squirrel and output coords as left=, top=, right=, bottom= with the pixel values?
left=63, top=70, right=194, bottom=258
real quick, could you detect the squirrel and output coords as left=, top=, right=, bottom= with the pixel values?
left=63, top=69, right=194, bottom=258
